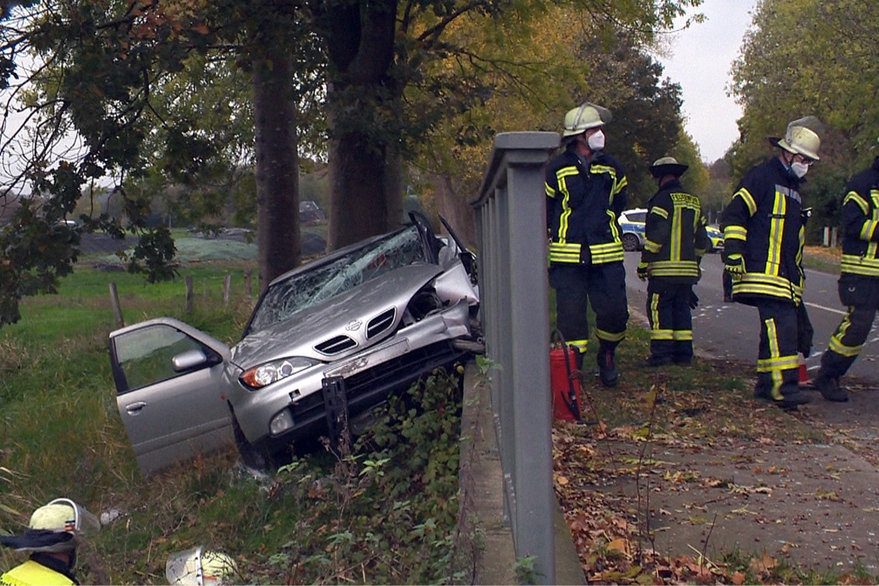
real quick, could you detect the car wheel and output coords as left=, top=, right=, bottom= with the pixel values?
left=622, top=234, right=640, bottom=252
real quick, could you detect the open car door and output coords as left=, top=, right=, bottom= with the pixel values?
left=108, top=318, right=235, bottom=476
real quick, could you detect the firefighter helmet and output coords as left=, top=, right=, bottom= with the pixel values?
left=650, top=156, right=688, bottom=178
left=775, top=116, right=822, bottom=161
left=562, top=102, right=612, bottom=137
left=1, top=498, right=99, bottom=553
left=166, top=546, right=237, bottom=586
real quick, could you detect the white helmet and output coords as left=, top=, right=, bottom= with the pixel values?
left=776, top=116, right=822, bottom=161
left=562, top=102, right=612, bottom=137
left=166, top=546, right=237, bottom=586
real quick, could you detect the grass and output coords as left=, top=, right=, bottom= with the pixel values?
left=803, top=244, right=842, bottom=273
left=0, top=251, right=473, bottom=585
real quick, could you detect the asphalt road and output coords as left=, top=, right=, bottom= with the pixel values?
left=624, top=251, right=879, bottom=385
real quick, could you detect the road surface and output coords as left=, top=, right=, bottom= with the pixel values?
left=624, top=251, right=879, bottom=384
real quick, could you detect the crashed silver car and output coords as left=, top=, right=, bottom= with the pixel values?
left=109, top=213, right=481, bottom=475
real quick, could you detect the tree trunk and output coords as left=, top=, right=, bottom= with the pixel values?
left=323, top=0, right=400, bottom=251
left=327, top=126, right=389, bottom=250
left=253, top=54, right=300, bottom=293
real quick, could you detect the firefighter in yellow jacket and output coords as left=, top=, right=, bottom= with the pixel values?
left=722, top=116, right=822, bottom=410
left=545, top=101, right=629, bottom=386
left=638, top=157, right=709, bottom=366
left=1, top=498, right=99, bottom=586
left=812, top=142, right=879, bottom=403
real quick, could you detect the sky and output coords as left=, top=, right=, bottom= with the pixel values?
left=657, top=0, right=760, bottom=163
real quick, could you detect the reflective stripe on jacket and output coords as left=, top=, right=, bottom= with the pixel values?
left=545, top=148, right=628, bottom=266
left=642, top=179, right=709, bottom=283
left=722, top=157, right=806, bottom=304
left=839, top=158, right=879, bottom=278
left=1, top=560, right=76, bottom=586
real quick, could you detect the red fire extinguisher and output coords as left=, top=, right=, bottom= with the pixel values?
left=550, top=330, right=582, bottom=422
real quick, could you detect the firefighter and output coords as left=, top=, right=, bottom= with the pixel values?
left=637, top=157, right=709, bottom=366
left=722, top=116, right=822, bottom=410
left=812, top=141, right=879, bottom=403
left=1, top=498, right=100, bottom=586
left=545, top=101, right=629, bottom=387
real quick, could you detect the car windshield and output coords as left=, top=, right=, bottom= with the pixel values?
left=246, top=225, right=427, bottom=334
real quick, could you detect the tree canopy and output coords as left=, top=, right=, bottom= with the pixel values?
left=0, top=0, right=703, bottom=326
left=729, top=0, right=879, bottom=233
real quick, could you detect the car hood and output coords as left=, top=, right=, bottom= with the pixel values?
left=230, top=263, right=444, bottom=369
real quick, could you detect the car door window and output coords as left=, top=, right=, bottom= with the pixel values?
left=114, top=324, right=207, bottom=394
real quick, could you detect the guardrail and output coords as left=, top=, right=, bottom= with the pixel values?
left=471, top=131, right=561, bottom=584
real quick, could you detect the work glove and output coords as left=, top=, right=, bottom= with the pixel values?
left=724, top=253, right=745, bottom=281
left=636, top=261, right=648, bottom=281
left=688, top=291, right=699, bottom=310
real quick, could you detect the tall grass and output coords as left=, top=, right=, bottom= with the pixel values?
left=0, top=261, right=257, bottom=582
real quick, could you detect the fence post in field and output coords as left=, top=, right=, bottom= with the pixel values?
left=223, top=274, right=232, bottom=306
left=244, top=270, right=253, bottom=299
left=109, top=283, right=124, bottom=328
left=185, top=275, right=194, bottom=313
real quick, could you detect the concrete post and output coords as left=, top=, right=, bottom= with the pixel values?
left=472, top=131, right=560, bottom=584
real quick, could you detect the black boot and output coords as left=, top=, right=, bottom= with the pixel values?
left=597, top=347, right=618, bottom=387
left=815, top=374, right=848, bottom=402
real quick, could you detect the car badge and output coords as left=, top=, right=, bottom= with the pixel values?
left=345, top=320, right=362, bottom=332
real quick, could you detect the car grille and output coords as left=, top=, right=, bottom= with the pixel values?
left=367, top=308, right=396, bottom=339
left=287, top=341, right=467, bottom=431
left=315, top=335, right=357, bottom=355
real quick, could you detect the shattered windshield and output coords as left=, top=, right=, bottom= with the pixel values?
left=246, top=225, right=427, bottom=334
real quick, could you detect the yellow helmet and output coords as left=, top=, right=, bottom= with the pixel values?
left=1, top=498, right=99, bottom=553
left=776, top=116, right=822, bottom=160
left=166, top=546, right=237, bottom=586
left=562, top=102, right=612, bottom=137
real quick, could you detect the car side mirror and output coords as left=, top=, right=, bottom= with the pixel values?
left=172, top=349, right=210, bottom=373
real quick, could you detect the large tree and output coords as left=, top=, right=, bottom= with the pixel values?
left=729, top=0, right=879, bottom=233
left=315, top=0, right=704, bottom=248
left=0, top=0, right=702, bottom=325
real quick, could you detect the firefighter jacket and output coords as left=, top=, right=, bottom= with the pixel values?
left=545, top=147, right=628, bottom=266
left=839, top=157, right=879, bottom=279
left=1, top=558, right=77, bottom=586
left=641, top=179, right=709, bottom=284
left=722, top=157, right=807, bottom=305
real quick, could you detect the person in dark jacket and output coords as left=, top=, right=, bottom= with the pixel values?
left=638, top=157, right=710, bottom=366
left=1, top=498, right=100, bottom=586
left=722, top=116, right=822, bottom=410
left=812, top=144, right=879, bottom=403
left=545, top=101, right=629, bottom=387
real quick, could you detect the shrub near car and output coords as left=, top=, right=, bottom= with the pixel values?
left=108, top=213, right=482, bottom=475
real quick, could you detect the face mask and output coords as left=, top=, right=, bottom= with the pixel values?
left=587, top=130, right=605, bottom=151
left=791, top=161, right=809, bottom=178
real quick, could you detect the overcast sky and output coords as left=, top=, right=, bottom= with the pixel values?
left=657, top=0, right=759, bottom=163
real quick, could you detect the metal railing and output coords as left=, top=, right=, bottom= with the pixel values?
left=471, top=131, right=560, bottom=584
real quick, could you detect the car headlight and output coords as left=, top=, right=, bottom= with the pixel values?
left=240, top=357, right=316, bottom=389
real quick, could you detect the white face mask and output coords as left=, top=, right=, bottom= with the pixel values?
left=587, top=129, right=605, bottom=151
left=791, top=161, right=809, bottom=178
